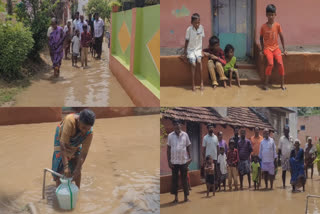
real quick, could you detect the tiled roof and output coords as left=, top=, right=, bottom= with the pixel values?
left=161, top=107, right=274, bottom=131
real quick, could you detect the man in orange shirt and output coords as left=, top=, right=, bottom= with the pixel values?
left=250, top=126, right=263, bottom=187
left=260, top=4, right=287, bottom=91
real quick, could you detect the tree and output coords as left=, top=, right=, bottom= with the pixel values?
left=86, top=0, right=121, bottom=22
left=15, top=0, right=58, bottom=59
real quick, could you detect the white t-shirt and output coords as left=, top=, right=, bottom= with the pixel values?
left=94, top=18, right=105, bottom=38
left=185, top=25, right=205, bottom=58
left=202, top=134, right=219, bottom=160
left=71, top=36, right=80, bottom=54
left=73, top=19, right=80, bottom=31
left=167, top=131, right=191, bottom=165
left=279, top=136, right=293, bottom=159
left=217, top=153, right=227, bottom=175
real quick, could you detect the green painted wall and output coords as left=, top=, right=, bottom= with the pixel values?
left=133, top=5, right=160, bottom=98
left=111, top=10, right=132, bottom=69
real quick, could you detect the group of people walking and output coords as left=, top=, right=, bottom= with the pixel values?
left=167, top=119, right=320, bottom=203
left=47, top=12, right=105, bottom=77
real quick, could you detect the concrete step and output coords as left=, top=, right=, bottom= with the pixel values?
left=236, top=68, right=262, bottom=85
left=237, top=62, right=257, bottom=70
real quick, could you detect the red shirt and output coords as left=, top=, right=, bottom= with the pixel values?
left=260, top=22, right=282, bottom=52
left=203, top=47, right=226, bottom=65
left=227, top=148, right=239, bottom=167
left=81, top=31, right=92, bottom=47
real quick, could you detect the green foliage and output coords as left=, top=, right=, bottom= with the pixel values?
left=15, top=0, right=58, bottom=59
left=298, top=107, right=320, bottom=116
left=0, top=21, right=34, bottom=80
left=86, top=0, right=122, bottom=21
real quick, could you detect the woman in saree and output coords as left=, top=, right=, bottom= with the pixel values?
left=315, top=139, right=320, bottom=176
left=49, top=18, right=65, bottom=78
left=52, top=109, right=95, bottom=188
left=290, top=139, right=306, bottom=193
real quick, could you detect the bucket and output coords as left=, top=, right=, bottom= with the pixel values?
left=55, top=178, right=79, bottom=210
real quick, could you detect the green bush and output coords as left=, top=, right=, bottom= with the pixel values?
left=0, top=21, right=34, bottom=80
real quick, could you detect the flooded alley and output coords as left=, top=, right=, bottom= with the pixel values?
left=160, top=84, right=320, bottom=107
left=0, top=114, right=159, bottom=214
left=160, top=172, right=320, bottom=214
left=12, top=42, right=134, bottom=107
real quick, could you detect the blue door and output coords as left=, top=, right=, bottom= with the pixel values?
left=187, top=122, right=200, bottom=171
left=212, top=0, right=254, bottom=60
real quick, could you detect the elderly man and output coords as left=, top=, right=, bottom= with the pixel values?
left=167, top=120, right=192, bottom=203
left=305, top=137, right=316, bottom=179
left=93, top=13, right=105, bottom=59
left=237, top=128, right=252, bottom=190
left=278, top=126, right=293, bottom=188
left=52, top=109, right=95, bottom=188
left=259, top=128, right=277, bottom=190
left=202, top=124, right=219, bottom=171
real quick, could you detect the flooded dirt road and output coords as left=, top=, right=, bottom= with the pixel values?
left=12, top=42, right=134, bottom=107
left=160, top=84, right=320, bottom=107
left=161, top=171, right=320, bottom=214
left=0, top=115, right=159, bottom=214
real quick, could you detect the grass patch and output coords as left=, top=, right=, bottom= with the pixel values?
left=0, top=78, right=31, bottom=106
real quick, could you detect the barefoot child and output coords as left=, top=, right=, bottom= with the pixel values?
left=80, top=24, right=92, bottom=68
left=217, top=147, right=227, bottom=191
left=227, top=139, right=239, bottom=191
left=224, top=44, right=240, bottom=87
left=205, top=155, right=215, bottom=197
left=251, top=156, right=261, bottom=190
left=203, top=36, right=228, bottom=88
left=183, top=13, right=205, bottom=91
left=71, top=30, right=80, bottom=67
left=260, top=4, right=287, bottom=90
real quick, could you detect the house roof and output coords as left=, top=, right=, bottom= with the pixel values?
left=161, top=107, right=274, bottom=131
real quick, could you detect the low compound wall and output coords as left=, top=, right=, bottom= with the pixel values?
left=254, top=43, right=320, bottom=84
left=110, top=5, right=160, bottom=106
left=0, top=107, right=62, bottom=125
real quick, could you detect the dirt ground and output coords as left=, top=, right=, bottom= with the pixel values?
left=161, top=169, right=320, bottom=214
left=9, top=41, right=134, bottom=107
left=160, top=84, right=320, bottom=107
left=0, top=114, right=160, bottom=214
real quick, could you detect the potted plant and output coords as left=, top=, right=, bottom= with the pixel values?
left=109, top=1, right=121, bottom=12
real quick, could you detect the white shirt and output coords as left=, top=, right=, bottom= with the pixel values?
left=217, top=153, right=227, bottom=175
left=202, top=134, right=219, bottom=160
left=73, top=19, right=80, bottom=31
left=304, top=144, right=317, bottom=154
left=167, top=131, right=191, bottom=165
left=78, top=20, right=89, bottom=34
left=47, top=26, right=53, bottom=38
left=185, top=25, right=205, bottom=58
left=259, top=137, right=277, bottom=163
left=71, top=36, right=80, bottom=54
left=94, top=18, right=105, bottom=38
left=279, top=136, right=293, bottom=159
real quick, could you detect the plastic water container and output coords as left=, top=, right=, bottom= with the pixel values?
left=56, top=178, right=79, bottom=210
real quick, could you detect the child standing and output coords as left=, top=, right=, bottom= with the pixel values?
left=227, top=139, right=239, bottom=191
left=81, top=24, right=92, bottom=68
left=224, top=44, right=241, bottom=87
left=217, top=147, right=228, bottom=191
left=251, top=156, right=261, bottom=190
left=260, top=4, right=287, bottom=90
left=183, top=13, right=205, bottom=91
left=203, top=36, right=228, bottom=88
left=204, top=155, right=215, bottom=197
left=71, top=29, right=80, bottom=67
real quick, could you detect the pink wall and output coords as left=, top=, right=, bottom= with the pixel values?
left=160, top=0, right=212, bottom=49
left=256, top=0, right=320, bottom=46
left=297, top=115, right=320, bottom=148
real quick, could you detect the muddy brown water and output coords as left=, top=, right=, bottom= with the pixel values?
left=161, top=170, right=320, bottom=214
left=0, top=115, right=160, bottom=214
left=12, top=42, right=134, bottom=107
left=160, top=85, right=320, bottom=107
